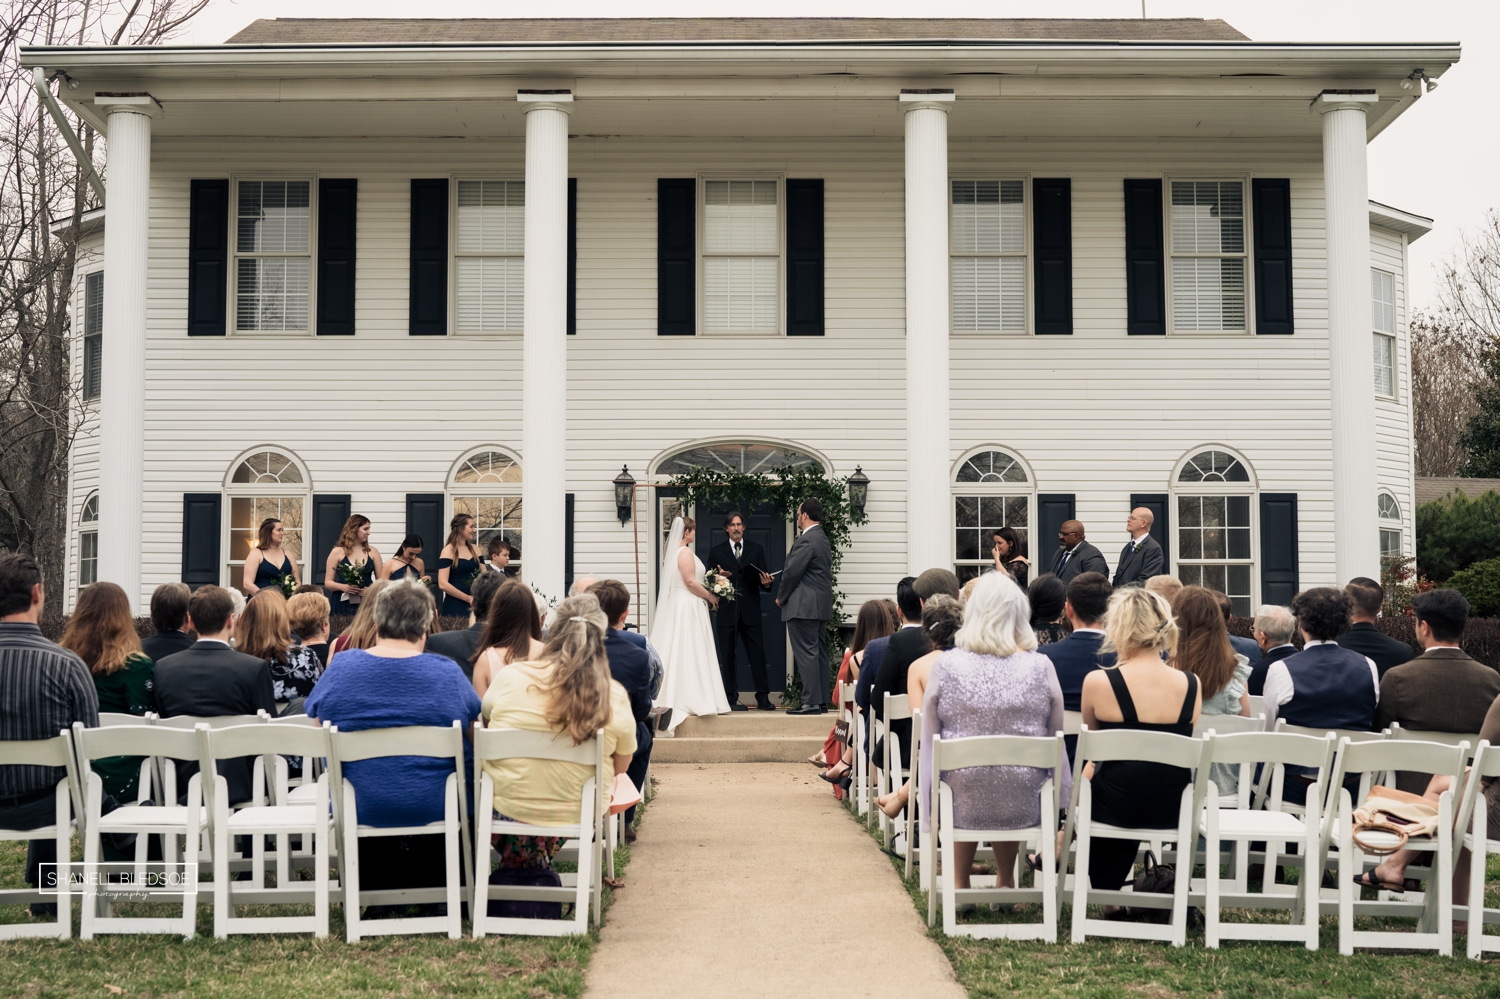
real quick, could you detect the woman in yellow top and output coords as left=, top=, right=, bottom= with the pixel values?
left=481, top=593, right=636, bottom=868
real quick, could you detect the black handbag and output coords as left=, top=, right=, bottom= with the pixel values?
left=487, top=866, right=564, bottom=920
left=1127, top=850, right=1176, bottom=924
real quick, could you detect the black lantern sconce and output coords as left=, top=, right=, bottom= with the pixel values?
left=613, top=465, right=636, bottom=525
left=848, top=465, right=870, bottom=518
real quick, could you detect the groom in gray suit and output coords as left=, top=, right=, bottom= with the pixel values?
left=777, top=498, right=834, bottom=715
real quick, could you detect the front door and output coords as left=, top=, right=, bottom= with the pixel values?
left=697, top=503, right=787, bottom=692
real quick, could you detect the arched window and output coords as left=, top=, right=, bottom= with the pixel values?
left=78, top=493, right=98, bottom=591
left=1173, top=448, right=1255, bottom=615
left=952, top=447, right=1033, bottom=584
left=653, top=441, right=825, bottom=547
left=448, top=448, right=523, bottom=569
left=1378, top=492, right=1403, bottom=558
left=225, top=448, right=308, bottom=591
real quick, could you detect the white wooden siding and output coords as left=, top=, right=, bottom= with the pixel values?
left=65, top=236, right=103, bottom=612
left=1371, top=224, right=1416, bottom=559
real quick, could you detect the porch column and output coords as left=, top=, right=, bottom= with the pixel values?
left=519, top=91, right=572, bottom=601
left=96, top=95, right=158, bottom=613
left=901, top=90, right=953, bottom=575
left=1318, top=90, right=1379, bottom=584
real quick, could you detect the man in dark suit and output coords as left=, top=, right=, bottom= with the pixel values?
left=425, top=570, right=503, bottom=680
left=1041, top=572, right=1116, bottom=763
left=1210, top=590, right=1262, bottom=663
left=593, top=580, right=653, bottom=834
left=1337, top=577, right=1417, bottom=678
left=141, top=582, right=194, bottom=662
left=872, top=569, right=960, bottom=766
left=153, top=586, right=277, bottom=805
left=778, top=499, right=834, bottom=715
left=708, top=511, right=776, bottom=711
left=1112, top=508, right=1164, bottom=588
left=1246, top=603, right=1298, bottom=695
left=1051, top=520, right=1109, bottom=585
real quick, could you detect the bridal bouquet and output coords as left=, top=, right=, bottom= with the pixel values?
left=704, top=571, right=736, bottom=602
left=335, top=562, right=366, bottom=589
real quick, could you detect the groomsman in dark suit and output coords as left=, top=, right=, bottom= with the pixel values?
left=1051, top=520, right=1109, bottom=585
left=1112, top=508, right=1165, bottom=588
left=708, top=511, right=776, bottom=711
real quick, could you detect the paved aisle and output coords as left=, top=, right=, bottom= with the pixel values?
left=584, top=763, right=966, bottom=999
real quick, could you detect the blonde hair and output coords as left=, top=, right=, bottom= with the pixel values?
left=338, top=579, right=392, bottom=650
left=286, top=591, right=331, bottom=638
left=1101, top=586, right=1178, bottom=661
left=238, top=589, right=292, bottom=664
left=953, top=571, right=1036, bottom=658
left=1143, top=574, right=1184, bottom=604
left=535, top=594, right=613, bottom=745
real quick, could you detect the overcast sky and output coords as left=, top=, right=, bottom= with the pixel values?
left=181, top=0, right=1496, bottom=312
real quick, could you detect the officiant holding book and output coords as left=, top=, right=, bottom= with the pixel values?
left=709, top=511, right=776, bottom=712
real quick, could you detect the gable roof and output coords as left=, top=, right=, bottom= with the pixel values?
left=225, top=17, right=1251, bottom=46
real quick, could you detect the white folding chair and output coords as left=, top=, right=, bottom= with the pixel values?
left=1197, top=730, right=1335, bottom=949
left=1269, top=718, right=1386, bottom=818
left=1061, top=711, right=1082, bottom=737
left=1247, top=695, right=1265, bottom=717
left=1065, top=726, right=1210, bottom=946
left=329, top=722, right=471, bottom=942
left=149, top=713, right=270, bottom=811
left=1454, top=741, right=1500, bottom=959
left=471, top=727, right=605, bottom=937
left=929, top=733, right=1065, bottom=940
left=863, top=705, right=881, bottom=825
left=1325, top=736, right=1467, bottom=956
left=0, top=731, right=83, bottom=939
left=1193, top=713, right=1263, bottom=738
left=199, top=724, right=332, bottom=938
left=880, top=691, right=913, bottom=849
left=74, top=722, right=209, bottom=939
left=904, top=708, right=927, bottom=886
left=98, top=712, right=146, bottom=727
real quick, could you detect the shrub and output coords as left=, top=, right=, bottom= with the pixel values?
left=1416, top=489, right=1500, bottom=582
left=1448, top=559, right=1500, bottom=620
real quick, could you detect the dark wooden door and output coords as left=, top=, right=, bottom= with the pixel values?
left=697, top=504, right=787, bottom=692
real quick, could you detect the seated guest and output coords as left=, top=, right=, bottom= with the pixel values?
left=1246, top=604, right=1298, bottom=696
left=306, top=579, right=481, bottom=901
left=919, top=572, right=1068, bottom=892
left=141, top=582, right=193, bottom=662
left=1143, top=574, right=1183, bottom=604
left=1171, top=586, right=1251, bottom=797
left=870, top=568, right=959, bottom=776
left=328, top=579, right=391, bottom=658
left=594, top=579, right=654, bottom=833
left=154, top=585, right=277, bottom=804
left=1338, top=576, right=1417, bottom=678
left=481, top=594, right=636, bottom=872
left=60, top=582, right=155, bottom=801
left=238, top=589, right=322, bottom=710
left=1210, top=590, right=1261, bottom=663
left=1027, top=574, right=1069, bottom=646
left=580, top=582, right=666, bottom=703
left=1041, top=572, right=1115, bottom=763
left=287, top=591, right=332, bottom=668
left=1075, top=586, right=1201, bottom=899
left=426, top=569, right=504, bottom=682
left=1373, top=588, right=1500, bottom=794
left=469, top=578, right=545, bottom=699
left=0, top=555, right=102, bottom=910
left=874, top=594, right=962, bottom=817
left=818, top=599, right=895, bottom=774
left=855, top=584, right=912, bottom=720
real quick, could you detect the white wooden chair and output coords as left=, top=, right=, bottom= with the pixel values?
left=880, top=691, right=912, bottom=849
left=1269, top=718, right=1387, bottom=817
left=1197, top=730, right=1335, bottom=949
left=929, top=732, right=1065, bottom=940
left=1324, top=736, right=1467, bottom=956
left=0, top=731, right=83, bottom=939
left=1454, top=740, right=1500, bottom=959
left=147, top=713, right=270, bottom=811
left=1065, top=726, right=1210, bottom=946
left=1061, top=711, right=1082, bottom=737
left=904, top=708, right=927, bottom=887
left=73, top=722, right=209, bottom=939
left=471, top=727, right=605, bottom=937
left=329, top=722, right=471, bottom=942
left=1247, top=695, right=1265, bottom=717
left=98, top=712, right=146, bottom=727
left=199, top=723, right=332, bottom=938
left=1192, top=713, right=1263, bottom=738
left=863, top=702, right=882, bottom=826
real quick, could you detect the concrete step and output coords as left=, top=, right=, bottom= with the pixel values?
left=652, top=710, right=832, bottom=763
left=670, top=711, right=831, bottom=739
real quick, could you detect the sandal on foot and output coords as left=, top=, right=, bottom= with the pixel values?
left=819, top=764, right=851, bottom=785
left=1351, top=872, right=1420, bottom=893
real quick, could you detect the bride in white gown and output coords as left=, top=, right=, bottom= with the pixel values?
left=652, top=516, right=732, bottom=733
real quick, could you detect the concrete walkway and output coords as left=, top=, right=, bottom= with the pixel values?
left=584, top=763, right=966, bottom=999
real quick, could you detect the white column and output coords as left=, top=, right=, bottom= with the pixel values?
left=96, top=95, right=158, bottom=613
left=1318, top=91, right=1380, bottom=584
left=902, top=91, right=953, bottom=576
left=519, top=92, right=572, bottom=601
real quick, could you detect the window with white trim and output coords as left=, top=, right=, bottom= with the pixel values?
left=1174, top=449, right=1254, bottom=615
left=83, top=271, right=102, bottom=402
left=951, top=180, right=1026, bottom=333
left=234, top=180, right=312, bottom=332
left=226, top=449, right=306, bottom=590
left=1372, top=268, right=1396, bottom=398
left=455, top=180, right=524, bottom=333
left=78, top=494, right=98, bottom=591
left=1378, top=492, right=1403, bottom=558
left=1169, top=180, right=1247, bottom=333
left=702, top=180, right=780, bottom=333
left=953, top=449, right=1032, bottom=584
left=449, top=449, right=523, bottom=569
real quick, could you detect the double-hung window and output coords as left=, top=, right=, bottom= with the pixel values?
left=1169, top=180, right=1247, bottom=333
left=1378, top=492, right=1403, bottom=558
left=1175, top=449, right=1255, bottom=616
left=702, top=180, right=780, bottom=334
left=78, top=494, right=98, bottom=591
left=952, top=449, right=1032, bottom=584
left=234, top=180, right=312, bottom=332
left=1372, top=268, right=1397, bottom=398
left=951, top=180, right=1026, bottom=333
left=83, top=271, right=102, bottom=401
left=455, top=180, right=524, bottom=333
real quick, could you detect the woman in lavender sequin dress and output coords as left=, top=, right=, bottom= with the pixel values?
left=920, top=571, right=1069, bottom=890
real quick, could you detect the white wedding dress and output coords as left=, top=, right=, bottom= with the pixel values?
left=652, top=520, right=732, bottom=733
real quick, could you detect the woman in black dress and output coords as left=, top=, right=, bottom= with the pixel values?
left=324, top=514, right=382, bottom=618
left=1027, top=573, right=1069, bottom=646
left=437, top=514, right=482, bottom=618
left=992, top=526, right=1029, bottom=589
left=243, top=518, right=300, bottom=595
left=382, top=534, right=426, bottom=582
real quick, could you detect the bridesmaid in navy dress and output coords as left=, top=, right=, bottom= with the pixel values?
left=437, top=514, right=482, bottom=618
left=323, top=514, right=383, bottom=618
left=243, top=518, right=300, bottom=595
left=382, top=534, right=426, bottom=581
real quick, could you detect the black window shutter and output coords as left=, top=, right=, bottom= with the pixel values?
left=1259, top=493, right=1299, bottom=604
left=1252, top=178, right=1294, bottom=336
left=786, top=178, right=825, bottom=336
left=181, top=493, right=221, bottom=588
left=1033, top=178, right=1073, bottom=335
left=1129, top=492, right=1171, bottom=574
left=310, top=494, right=352, bottom=587
left=187, top=180, right=229, bottom=336
left=405, top=494, right=446, bottom=567
left=1036, top=494, right=1076, bottom=570
left=409, top=179, right=448, bottom=336
left=564, top=493, right=576, bottom=593
left=658, top=178, right=695, bottom=336
left=1123, top=179, right=1166, bottom=335
left=316, top=179, right=357, bottom=335
left=567, top=178, right=578, bottom=336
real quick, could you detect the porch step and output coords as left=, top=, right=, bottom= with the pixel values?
left=652, top=709, right=830, bottom=763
